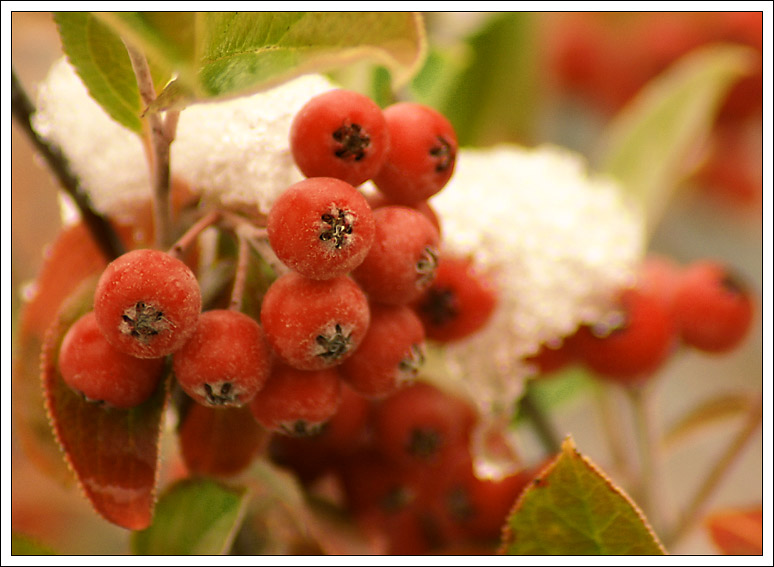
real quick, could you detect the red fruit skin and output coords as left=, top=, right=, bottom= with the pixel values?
left=94, top=249, right=202, bottom=358
left=413, top=255, right=498, bottom=343
left=260, top=272, right=371, bottom=370
left=58, top=312, right=165, bottom=409
left=267, top=177, right=376, bottom=280
left=525, top=340, right=576, bottom=377
left=352, top=206, right=441, bottom=306
left=290, top=89, right=390, bottom=186
left=636, top=254, right=683, bottom=319
left=173, top=310, right=273, bottom=408
left=572, top=287, right=677, bottom=384
left=365, top=191, right=443, bottom=236
left=372, top=381, right=476, bottom=468
left=249, top=363, right=342, bottom=436
left=340, top=303, right=426, bottom=399
left=673, top=261, right=755, bottom=353
left=373, top=102, right=458, bottom=205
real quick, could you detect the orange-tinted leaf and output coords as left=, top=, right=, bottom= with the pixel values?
left=41, top=281, right=169, bottom=530
left=178, top=403, right=269, bottom=477
left=706, top=506, right=762, bottom=555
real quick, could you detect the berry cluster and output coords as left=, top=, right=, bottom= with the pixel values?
left=527, top=256, right=755, bottom=385
left=56, top=89, right=502, bottom=442
left=269, top=379, right=543, bottom=554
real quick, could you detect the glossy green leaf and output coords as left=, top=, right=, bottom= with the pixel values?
left=54, top=12, right=144, bottom=133
left=41, top=278, right=169, bottom=530
left=412, top=13, right=541, bottom=146
left=501, top=437, right=666, bottom=555
left=132, top=478, right=249, bottom=555
left=96, top=12, right=426, bottom=112
left=600, top=44, right=756, bottom=235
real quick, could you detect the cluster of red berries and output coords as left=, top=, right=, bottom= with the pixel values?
left=57, top=89, right=499, bottom=445
left=269, top=379, right=541, bottom=554
left=527, top=256, right=756, bottom=385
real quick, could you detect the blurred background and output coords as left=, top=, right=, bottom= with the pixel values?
left=10, top=12, right=764, bottom=555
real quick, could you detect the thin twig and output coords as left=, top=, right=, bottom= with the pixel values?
left=518, top=386, right=562, bottom=455
left=664, top=391, right=763, bottom=548
left=11, top=68, right=125, bottom=261
left=123, top=40, right=175, bottom=249
left=594, top=383, right=636, bottom=487
left=229, top=234, right=251, bottom=311
left=168, top=210, right=221, bottom=259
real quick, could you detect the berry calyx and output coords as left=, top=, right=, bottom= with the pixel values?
left=58, top=311, right=165, bottom=409
left=94, top=249, right=202, bottom=359
left=173, top=309, right=273, bottom=408
left=267, top=177, right=376, bottom=280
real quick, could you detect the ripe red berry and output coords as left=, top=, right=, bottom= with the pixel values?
left=373, top=102, right=458, bottom=205
left=372, top=381, right=476, bottom=467
left=351, top=206, right=441, bottom=305
left=365, top=191, right=443, bottom=236
left=290, top=89, right=390, bottom=187
left=673, top=261, right=755, bottom=353
left=260, top=271, right=370, bottom=370
left=413, top=255, right=497, bottom=343
left=58, top=311, right=165, bottom=409
left=340, top=303, right=426, bottom=398
left=249, top=363, right=342, bottom=436
left=94, top=249, right=202, bottom=359
left=525, top=340, right=576, bottom=377
left=172, top=309, right=273, bottom=408
left=572, top=287, right=677, bottom=383
left=267, top=177, right=376, bottom=280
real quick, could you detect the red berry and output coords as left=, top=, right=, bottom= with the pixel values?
left=373, top=102, right=458, bottom=205
left=372, top=381, right=476, bottom=467
left=58, top=311, right=165, bottom=409
left=173, top=309, right=273, bottom=408
left=260, top=271, right=370, bottom=370
left=267, top=177, right=376, bottom=280
left=290, top=89, right=390, bottom=186
left=340, top=303, right=426, bottom=398
left=249, top=363, right=342, bottom=436
left=94, top=249, right=202, bottom=359
left=351, top=206, right=441, bottom=305
left=636, top=254, right=683, bottom=318
left=525, top=340, right=576, bottom=377
left=572, top=287, right=676, bottom=383
left=673, top=261, right=755, bottom=353
left=413, top=255, right=497, bottom=343
left=365, top=191, right=443, bottom=236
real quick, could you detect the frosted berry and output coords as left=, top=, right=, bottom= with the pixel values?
left=58, top=311, right=165, bottom=409
left=572, top=287, right=676, bottom=383
left=673, top=261, right=754, bottom=353
left=173, top=309, right=273, bottom=408
left=260, top=271, right=370, bottom=370
left=290, top=89, right=390, bottom=186
left=372, top=102, right=458, bottom=205
left=372, top=381, right=476, bottom=467
left=249, top=363, right=342, bottom=436
left=94, top=249, right=201, bottom=359
left=352, top=206, right=441, bottom=305
left=340, top=303, right=426, bottom=398
left=267, top=177, right=375, bottom=280
left=413, top=255, right=497, bottom=342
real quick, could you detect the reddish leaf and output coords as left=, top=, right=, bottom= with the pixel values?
left=706, top=506, right=762, bottom=555
left=40, top=281, right=169, bottom=530
left=178, top=403, right=269, bottom=477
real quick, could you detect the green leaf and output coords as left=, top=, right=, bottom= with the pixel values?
left=54, top=13, right=145, bottom=134
left=11, top=533, right=57, bottom=555
left=96, top=12, right=426, bottom=112
left=412, top=13, right=542, bottom=146
left=132, top=478, right=249, bottom=555
left=599, top=44, right=756, bottom=235
left=501, top=437, right=666, bottom=555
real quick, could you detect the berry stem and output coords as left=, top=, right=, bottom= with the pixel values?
left=518, top=386, right=562, bottom=454
left=664, top=390, right=762, bottom=548
left=168, top=210, right=221, bottom=259
left=229, top=233, right=250, bottom=311
left=594, top=384, right=636, bottom=488
left=123, top=39, right=176, bottom=249
left=627, top=382, right=669, bottom=537
left=11, top=68, right=125, bottom=261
